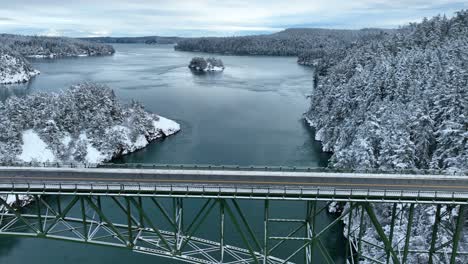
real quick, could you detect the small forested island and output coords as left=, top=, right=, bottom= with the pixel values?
left=0, top=83, right=180, bottom=164
left=0, top=34, right=114, bottom=84
left=189, top=57, right=225, bottom=72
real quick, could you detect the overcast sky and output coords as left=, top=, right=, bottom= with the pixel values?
left=0, top=0, right=467, bottom=37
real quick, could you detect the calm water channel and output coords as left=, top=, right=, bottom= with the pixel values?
left=0, top=44, right=343, bottom=263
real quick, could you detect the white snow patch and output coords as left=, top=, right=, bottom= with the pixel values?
left=61, top=134, right=72, bottom=146
left=78, top=133, right=106, bottom=163
left=154, top=116, right=181, bottom=136
left=86, top=144, right=106, bottom=164
left=134, top=134, right=149, bottom=149
left=17, top=130, right=56, bottom=162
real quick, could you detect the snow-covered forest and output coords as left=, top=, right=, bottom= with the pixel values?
left=305, top=11, right=468, bottom=263
left=80, top=36, right=182, bottom=44
left=307, top=11, right=467, bottom=171
left=0, top=83, right=180, bottom=164
left=175, top=28, right=388, bottom=58
left=0, top=46, right=39, bottom=84
left=0, top=34, right=115, bottom=58
left=0, top=34, right=114, bottom=84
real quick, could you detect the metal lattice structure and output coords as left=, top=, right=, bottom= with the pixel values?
left=0, top=165, right=467, bottom=263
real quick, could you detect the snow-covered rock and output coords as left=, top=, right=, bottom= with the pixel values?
left=0, top=48, right=40, bottom=84
left=189, top=57, right=225, bottom=72
left=0, top=83, right=180, bottom=164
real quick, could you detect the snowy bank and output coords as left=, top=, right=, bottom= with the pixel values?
left=0, top=83, right=180, bottom=164
left=0, top=49, right=40, bottom=84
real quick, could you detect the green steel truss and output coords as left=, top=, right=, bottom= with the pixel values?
left=0, top=194, right=467, bottom=264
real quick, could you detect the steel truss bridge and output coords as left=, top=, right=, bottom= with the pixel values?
left=0, top=164, right=467, bottom=264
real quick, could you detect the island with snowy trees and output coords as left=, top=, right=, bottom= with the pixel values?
left=0, top=46, right=40, bottom=84
left=0, top=34, right=114, bottom=84
left=189, top=57, right=225, bottom=72
left=306, top=11, right=468, bottom=263
left=0, top=83, right=180, bottom=164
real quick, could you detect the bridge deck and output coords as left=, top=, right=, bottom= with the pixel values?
left=0, top=166, right=467, bottom=203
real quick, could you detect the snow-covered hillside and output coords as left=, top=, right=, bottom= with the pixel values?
left=306, top=10, right=468, bottom=263
left=0, top=34, right=114, bottom=85
left=0, top=83, right=180, bottom=164
left=0, top=47, right=40, bottom=84
left=0, top=34, right=115, bottom=58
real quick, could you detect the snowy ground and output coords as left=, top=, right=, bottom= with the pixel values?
left=16, top=115, right=180, bottom=164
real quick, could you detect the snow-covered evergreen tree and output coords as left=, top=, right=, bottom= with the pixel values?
left=0, top=83, right=180, bottom=164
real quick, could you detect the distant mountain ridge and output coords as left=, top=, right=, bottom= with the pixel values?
left=174, top=28, right=392, bottom=57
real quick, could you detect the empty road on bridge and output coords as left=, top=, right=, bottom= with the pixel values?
left=0, top=166, right=467, bottom=193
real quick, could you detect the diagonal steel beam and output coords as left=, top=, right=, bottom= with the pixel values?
left=450, top=205, right=465, bottom=264
left=386, top=203, right=397, bottom=264
left=179, top=199, right=217, bottom=251
left=223, top=199, right=260, bottom=264
left=402, top=203, right=415, bottom=264
left=428, top=204, right=441, bottom=264
left=151, top=197, right=177, bottom=230
left=128, top=197, right=173, bottom=251
left=232, top=199, right=262, bottom=252
left=84, top=197, right=128, bottom=247
left=0, top=196, right=39, bottom=234
left=44, top=196, right=80, bottom=233
left=363, top=203, right=400, bottom=264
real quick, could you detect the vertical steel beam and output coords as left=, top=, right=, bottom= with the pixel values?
left=174, top=198, right=183, bottom=253
left=428, top=204, right=441, bottom=264
left=220, top=199, right=225, bottom=263
left=310, top=200, right=317, bottom=262
left=97, top=196, right=102, bottom=223
left=345, top=202, right=354, bottom=263
left=56, top=195, right=62, bottom=215
left=125, top=197, right=133, bottom=247
left=357, top=205, right=365, bottom=264
left=386, top=203, right=397, bottom=264
left=402, top=204, right=415, bottom=264
left=263, top=200, right=269, bottom=264
left=450, top=205, right=466, bottom=264
left=138, top=197, right=144, bottom=227
left=34, top=195, right=43, bottom=234
left=80, top=197, right=88, bottom=241
left=305, top=201, right=311, bottom=264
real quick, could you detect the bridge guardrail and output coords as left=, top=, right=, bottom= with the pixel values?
left=1, top=181, right=468, bottom=204
left=0, top=162, right=466, bottom=176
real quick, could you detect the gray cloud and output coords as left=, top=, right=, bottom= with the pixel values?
left=0, top=0, right=466, bottom=37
